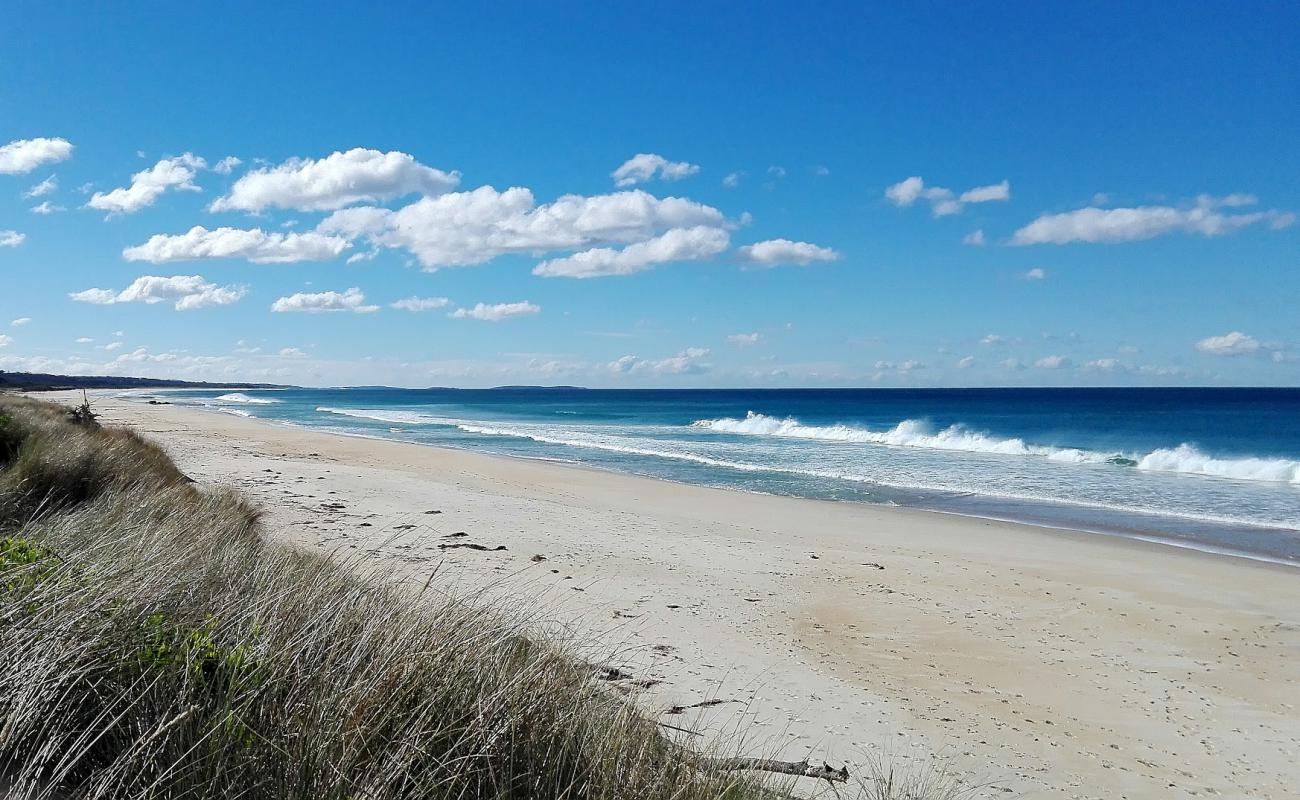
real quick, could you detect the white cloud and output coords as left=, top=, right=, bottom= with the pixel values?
left=69, top=274, right=247, bottom=310
left=735, top=238, right=839, bottom=267
left=390, top=296, right=451, bottom=312
left=0, top=335, right=11, bottom=348
left=980, top=334, right=1005, bottom=346
left=270, top=287, right=379, bottom=314
left=1195, top=331, right=1261, bottom=356
left=957, top=355, right=975, bottom=368
left=0, top=231, right=25, bottom=247
left=278, top=347, right=307, bottom=358
left=23, top=175, right=58, bottom=198
left=123, top=225, right=350, bottom=264
left=10, top=318, right=31, bottom=327
left=609, top=347, right=710, bottom=375
left=0, top=138, right=73, bottom=174
left=1011, top=196, right=1295, bottom=245
left=722, top=172, right=742, bottom=188
left=875, top=359, right=925, bottom=372
left=1084, top=358, right=1124, bottom=372
left=319, top=186, right=726, bottom=271
left=611, top=153, right=700, bottom=187
left=102, top=341, right=123, bottom=351
left=75, top=337, right=93, bottom=344
left=450, top=301, right=540, bottom=321
left=213, top=156, right=242, bottom=175
left=886, top=176, right=1010, bottom=217
left=767, top=166, right=786, bottom=178
left=87, top=153, right=206, bottom=215
left=1034, top=355, right=1071, bottom=369
left=1023, top=267, right=1046, bottom=280
left=727, top=332, right=762, bottom=346
left=962, top=229, right=986, bottom=246
left=959, top=180, right=1011, bottom=203
left=211, top=148, right=459, bottom=212
left=30, top=201, right=64, bottom=214
left=1001, top=358, right=1025, bottom=370
left=532, top=225, right=729, bottom=278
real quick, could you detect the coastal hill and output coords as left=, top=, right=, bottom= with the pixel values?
left=0, top=371, right=287, bottom=391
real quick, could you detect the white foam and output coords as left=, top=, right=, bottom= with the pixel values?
left=691, top=412, right=1108, bottom=463
left=316, top=407, right=450, bottom=425
left=216, top=407, right=253, bottom=418
left=691, top=411, right=1300, bottom=486
left=1137, top=443, right=1300, bottom=484
left=215, top=392, right=279, bottom=405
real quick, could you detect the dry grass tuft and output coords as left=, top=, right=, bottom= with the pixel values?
left=0, top=395, right=977, bottom=799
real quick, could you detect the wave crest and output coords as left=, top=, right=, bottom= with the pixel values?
left=216, top=393, right=279, bottom=405
left=691, top=412, right=1300, bottom=485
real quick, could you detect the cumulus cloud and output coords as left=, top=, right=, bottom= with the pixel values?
left=69, top=275, right=247, bottom=310
left=0, top=230, right=25, bottom=247
left=609, top=347, right=710, bottom=375
left=885, top=176, right=1010, bottom=217
left=23, top=175, right=57, bottom=198
left=11, top=318, right=31, bottom=327
left=1195, top=331, right=1262, bottom=356
left=319, top=186, right=726, bottom=271
left=211, top=148, right=459, bottom=212
left=0, top=335, right=11, bottom=348
left=213, top=156, right=242, bottom=175
left=735, top=239, right=839, bottom=267
left=86, top=154, right=206, bottom=215
left=270, top=287, right=379, bottom=314
left=957, top=355, right=976, bottom=368
left=278, top=347, right=307, bottom=358
left=0, top=138, right=73, bottom=174
left=727, top=332, right=762, bottom=346
left=980, top=334, right=1005, bottom=346
left=532, top=225, right=729, bottom=278
left=30, top=201, right=64, bottom=214
left=1034, top=354, right=1071, bottom=369
left=75, top=337, right=93, bottom=344
left=449, top=301, right=540, bottom=321
left=611, top=154, right=700, bottom=187
left=722, top=172, right=742, bottom=188
left=1084, top=358, right=1124, bottom=372
left=962, top=229, right=986, bottom=246
left=123, top=225, right=350, bottom=264
left=1011, top=195, right=1295, bottom=245
left=1023, top=267, right=1046, bottom=280
left=391, top=296, right=451, bottom=312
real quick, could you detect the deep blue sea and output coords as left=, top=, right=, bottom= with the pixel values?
left=136, top=387, right=1300, bottom=565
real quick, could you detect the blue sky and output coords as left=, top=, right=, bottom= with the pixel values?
left=2, top=1, right=1297, bottom=387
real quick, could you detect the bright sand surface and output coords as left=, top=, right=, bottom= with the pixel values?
left=40, top=392, right=1300, bottom=798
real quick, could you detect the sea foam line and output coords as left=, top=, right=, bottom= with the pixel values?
left=690, top=412, right=1300, bottom=485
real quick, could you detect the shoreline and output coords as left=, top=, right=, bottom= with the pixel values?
left=37, top=391, right=1300, bottom=799
left=148, top=388, right=1300, bottom=570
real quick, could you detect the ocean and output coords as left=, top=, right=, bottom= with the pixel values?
left=140, top=387, right=1300, bottom=565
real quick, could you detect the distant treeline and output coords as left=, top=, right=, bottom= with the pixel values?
left=0, top=371, right=286, bottom=391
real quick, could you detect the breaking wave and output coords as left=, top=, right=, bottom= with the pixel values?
left=691, top=412, right=1300, bottom=485
left=316, top=407, right=450, bottom=425
left=215, top=393, right=279, bottom=405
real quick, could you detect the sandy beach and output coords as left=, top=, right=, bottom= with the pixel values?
left=46, top=392, right=1300, bottom=799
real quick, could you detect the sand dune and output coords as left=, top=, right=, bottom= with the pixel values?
left=52, top=392, right=1300, bottom=799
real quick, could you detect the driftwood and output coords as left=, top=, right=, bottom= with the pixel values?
left=696, top=757, right=849, bottom=783
left=437, top=542, right=506, bottom=552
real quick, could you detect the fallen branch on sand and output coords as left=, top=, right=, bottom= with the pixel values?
left=694, top=757, right=849, bottom=783
left=436, top=542, right=507, bottom=552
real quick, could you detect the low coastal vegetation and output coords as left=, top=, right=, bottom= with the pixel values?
left=0, top=395, right=970, bottom=799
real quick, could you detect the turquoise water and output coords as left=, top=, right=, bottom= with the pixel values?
left=139, top=387, right=1300, bottom=564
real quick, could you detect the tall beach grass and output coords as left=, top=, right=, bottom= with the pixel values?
left=0, top=395, right=977, bottom=799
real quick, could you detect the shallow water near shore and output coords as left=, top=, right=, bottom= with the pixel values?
left=140, top=387, right=1300, bottom=564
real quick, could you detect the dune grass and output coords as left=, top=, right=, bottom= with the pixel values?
left=0, top=395, right=981, bottom=799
